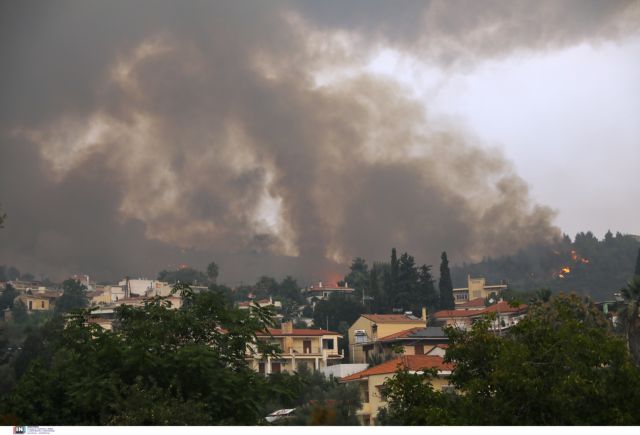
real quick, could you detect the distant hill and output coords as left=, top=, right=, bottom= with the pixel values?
left=451, top=232, right=640, bottom=301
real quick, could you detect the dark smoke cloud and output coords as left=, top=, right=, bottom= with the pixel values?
left=0, top=1, right=637, bottom=283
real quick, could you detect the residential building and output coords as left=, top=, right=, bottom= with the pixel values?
left=363, top=326, right=449, bottom=362
left=250, top=321, right=343, bottom=374
left=340, top=355, right=454, bottom=425
left=305, top=281, right=354, bottom=302
left=237, top=297, right=282, bottom=310
left=16, top=294, right=52, bottom=311
left=348, top=312, right=426, bottom=363
left=434, top=300, right=528, bottom=331
left=453, top=275, right=508, bottom=305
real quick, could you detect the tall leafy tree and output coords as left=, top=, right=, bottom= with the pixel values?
left=390, top=248, right=399, bottom=292
left=419, top=265, right=438, bottom=311
left=438, top=252, right=455, bottom=310
left=0, top=284, right=18, bottom=311
left=619, top=276, right=640, bottom=365
left=380, top=293, right=640, bottom=425
left=54, top=279, right=88, bottom=314
left=206, top=261, right=219, bottom=284
left=2, top=284, right=279, bottom=425
left=344, top=258, right=369, bottom=302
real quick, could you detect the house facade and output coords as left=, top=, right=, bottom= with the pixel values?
left=348, top=313, right=426, bottom=363
left=250, top=321, right=343, bottom=374
left=340, top=355, right=454, bottom=425
left=453, top=276, right=508, bottom=305
left=305, top=282, right=355, bottom=302
left=434, top=300, right=528, bottom=331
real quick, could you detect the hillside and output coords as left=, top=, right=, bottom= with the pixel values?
left=452, top=232, right=640, bottom=301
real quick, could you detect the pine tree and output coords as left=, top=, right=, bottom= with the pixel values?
left=390, top=248, right=399, bottom=290
left=438, top=251, right=455, bottom=310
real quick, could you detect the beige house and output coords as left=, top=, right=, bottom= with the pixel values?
left=305, top=282, right=355, bottom=302
left=340, top=355, right=454, bottom=425
left=364, top=326, right=449, bottom=362
left=250, top=321, right=343, bottom=374
left=17, top=294, right=52, bottom=311
left=348, top=313, right=426, bottom=363
left=434, top=300, right=528, bottom=331
left=453, top=276, right=508, bottom=305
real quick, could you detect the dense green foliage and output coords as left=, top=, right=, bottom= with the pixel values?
left=619, top=276, right=640, bottom=365
left=54, top=279, right=88, bottom=314
left=262, top=367, right=361, bottom=425
left=0, top=283, right=18, bottom=311
left=438, top=252, right=455, bottom=310
left=157, top=267, right=208, bottom=285
left=341, top=248, right=440, bottom=315
left=379, top=293, right=640, bottom=425
left=0, top=285, right=282, bottom=425
left=453, top=232, right=640, bottom=300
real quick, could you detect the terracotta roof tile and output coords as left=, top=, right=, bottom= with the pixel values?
left=340, top=355, right=454, bottom=382
left=456, top=298, right=487, bottom=309
left=434, top=301, right=527, bottom=319
left=377, top=327, right=424, bottom=341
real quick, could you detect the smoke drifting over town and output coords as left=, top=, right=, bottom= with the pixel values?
left=1, top=1, right=638, bottom=283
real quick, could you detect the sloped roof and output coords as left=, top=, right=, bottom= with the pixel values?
left=361, top=314, right=424, bottom=324
left=456, top=298, right=486, bottom=309
left=377, top=326, right=447, bottom=342
left=258, top=328, right=340, bottom=337
left=340, top=355, right=454, bottom=382
left=434, top=301, right=527, bottom=319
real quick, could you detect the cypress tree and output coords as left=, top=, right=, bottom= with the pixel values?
left=438, top=251, right=455, bottom=310
left=635, top=248, right=640, bottom=277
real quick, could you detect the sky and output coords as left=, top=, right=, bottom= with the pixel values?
left=0, top=1, right=639, bottom=284
left=367, top=36, right=640, bottom=239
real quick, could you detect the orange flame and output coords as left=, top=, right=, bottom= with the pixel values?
left=561, top=267, right=571, bottom=274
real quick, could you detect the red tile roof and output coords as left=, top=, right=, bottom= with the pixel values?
left=362, top=314, right=425, bottom=324
left=258, top=328, right=340, bottom=337
left=456, top=298, right=486, bottom=309
left=377, top=327, right=424, bottom=341
left=340, top=355, right=454, bottom=382
left=434, top=301, right=527, bottom=319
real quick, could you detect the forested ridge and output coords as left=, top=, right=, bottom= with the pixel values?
left=452, top=231, right=640, bottom=300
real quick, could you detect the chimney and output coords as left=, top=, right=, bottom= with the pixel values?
left=319, top=281, right=323, bottom=288
left=344, top=281, right=348, bottom=288
left=281, top=321, right=293, bottom=334
left=421, top=307, right=427, bottom=322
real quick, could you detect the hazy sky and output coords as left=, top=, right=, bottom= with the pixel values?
left=368, top=36, right=640, bottom=239
left=1, top=1, right=639, bottom=283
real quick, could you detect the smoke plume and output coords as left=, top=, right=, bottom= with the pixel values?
left=0, top=1, right=638, bottom=283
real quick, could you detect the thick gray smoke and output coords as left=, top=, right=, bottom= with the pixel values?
left=0, top=1, right=638, bottom=283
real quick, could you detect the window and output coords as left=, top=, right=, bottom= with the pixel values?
left=354, top=330, right=367, bottom=344
left=41, top=301, right=45, bottom=309
left=415, top=344, right=424, bottom=355
left=271, top=362, right=281, bottom=373
left=303, top=340, right=312, bottom=354
left=322, top=339, right=334, bottom=350
left=258, top=362, right=265, bottom=374
left=362, top=383, right=370, bottom=403
left=28, top=301, right=32, bottom=311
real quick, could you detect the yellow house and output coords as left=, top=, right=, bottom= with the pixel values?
left=348, top=313, right=426, bottom=363
left=17, top=294, right=51, bottom=311
left=251, top=321, right=343, bottom=374
left=340, top=355, right=454, bottom=425
left=453, top=276, right=508, bottom=305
